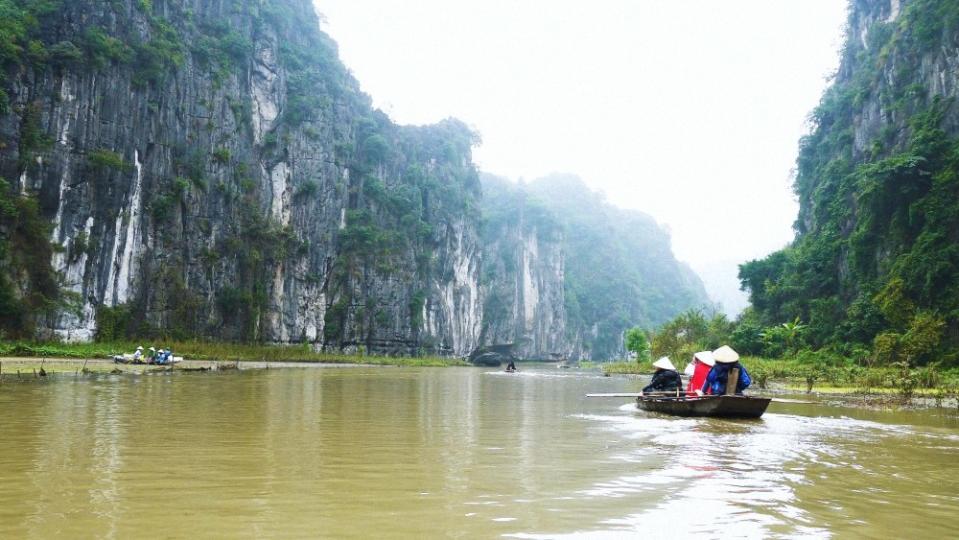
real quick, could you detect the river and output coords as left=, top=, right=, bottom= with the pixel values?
left=1, top=365, right=957, bottom=538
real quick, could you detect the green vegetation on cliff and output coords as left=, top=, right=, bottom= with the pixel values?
left=740, top=0, right=959, bottom=366
left=0, top=179, right=64, bottom=338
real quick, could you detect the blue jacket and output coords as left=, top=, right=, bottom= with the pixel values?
left=702, top=363, right=751, bottom=395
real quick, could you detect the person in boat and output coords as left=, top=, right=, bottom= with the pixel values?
left=155, top=348, right=172, bottom=365
left=147, top=346, right=157, bottom=364
left=641, top=357, right=683, bottom=394
left=132, top=346, right=144, bottom=364
left=506, top=360, right=517, bottom=372
left=685, top=350, right=715, bottom=396
left=702, top=345, right=752, bottom=395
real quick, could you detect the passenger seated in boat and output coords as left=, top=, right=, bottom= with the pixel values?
left=642, top=357, right=683, bottom=394
left=132, top=346, right=144, bottom=364
left=702, top=345, right=752, bottom=395
left=686, top=351, right=715, bottom=396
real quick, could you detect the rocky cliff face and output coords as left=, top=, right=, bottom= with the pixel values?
left=740, top=0, right=959, bottom=360
left=0, top=0, right=481, bottom=355
left=0, top=0, right=710, bottom=359
left=479, top=176, right=580, bottom=360
left=795, top=0, right=959, bottom=236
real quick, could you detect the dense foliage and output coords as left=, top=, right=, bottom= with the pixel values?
left=0, top=179, right=64, bottom=338
left=740, top=0, right=959, bottom=366
left=624, top=326, right=651, bottom=363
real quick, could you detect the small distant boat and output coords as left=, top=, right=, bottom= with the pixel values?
left=112, top=354, right=183, bottom=365
left=635, top=394, right=771, bottom=419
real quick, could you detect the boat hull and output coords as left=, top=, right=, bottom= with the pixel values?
left=636, top=395, right=771, bottom=419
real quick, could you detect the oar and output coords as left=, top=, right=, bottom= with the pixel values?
left=585, top=393, right=816, bottom=404
left=586, top=392, right=689, bottom=397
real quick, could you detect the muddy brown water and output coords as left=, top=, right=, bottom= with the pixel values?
left=1, top=365, right=957, bottom=538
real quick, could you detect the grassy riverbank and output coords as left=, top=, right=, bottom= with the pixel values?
left=599, top=356, right=959, bottom=397
left=0, top=341, right=469, bottom=367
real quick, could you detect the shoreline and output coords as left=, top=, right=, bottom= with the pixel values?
left=0, top=356, right=438, bottom=377
left=0, top=341, right=471, bottom=369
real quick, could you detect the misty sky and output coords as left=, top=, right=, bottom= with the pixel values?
left=313, top=0, right=849, bottom=313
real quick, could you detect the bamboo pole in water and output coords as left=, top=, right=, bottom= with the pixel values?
left=585, top=392, right=813, bottom=404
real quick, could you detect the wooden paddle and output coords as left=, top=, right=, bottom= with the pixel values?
left=585, top=393, right=815, bottom=404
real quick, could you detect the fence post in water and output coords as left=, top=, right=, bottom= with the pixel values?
left=725, top=368, right=740, bottom=396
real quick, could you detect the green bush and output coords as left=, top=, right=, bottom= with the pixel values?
left=82, top=27, right=132, bottom=68
left=131, top=22, right=184, bottom=87
left=95, top=304, right=134, bottom=342
left=294, top=179, right=319, bottom=199
left=212, top=147, right=231, bottom=165
left=0, top=179, right=63, bottom=338
left=409, top=290, right=426, bottom=331
left=362, top=134, right=390, bottom=165
left=47, top=40, right=83, bottom=67
left=87, top=149, right=128, bottom=171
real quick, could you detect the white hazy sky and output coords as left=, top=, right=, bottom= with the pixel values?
left=313, top=0, right=849, bottom=311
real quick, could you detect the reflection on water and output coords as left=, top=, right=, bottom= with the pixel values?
left=1, top=366, right=958, bottom=538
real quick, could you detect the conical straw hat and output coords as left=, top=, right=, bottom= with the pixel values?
left=712, top=345, right=740, bottom=364
left=694, top=351, right=716, bottom=367
left=652, top=357, right=676, bottom=371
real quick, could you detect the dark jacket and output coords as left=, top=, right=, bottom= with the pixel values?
left=643, top=369, right=683, bottom=393
left=702, top=362, right=751, bottom=395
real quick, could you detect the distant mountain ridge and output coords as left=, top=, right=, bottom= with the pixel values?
left=480, top=174, right=712, bottom=360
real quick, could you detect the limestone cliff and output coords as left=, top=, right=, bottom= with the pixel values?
left=0, top=0, right=481, bottom=355
left=479, top=176, right=578, bottom=360
left=0, top=0, right=710, bottom=360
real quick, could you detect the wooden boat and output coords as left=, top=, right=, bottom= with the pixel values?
left=635, top=394, right=771, bottom=419
left=588, top=367, right=772, bottom=418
